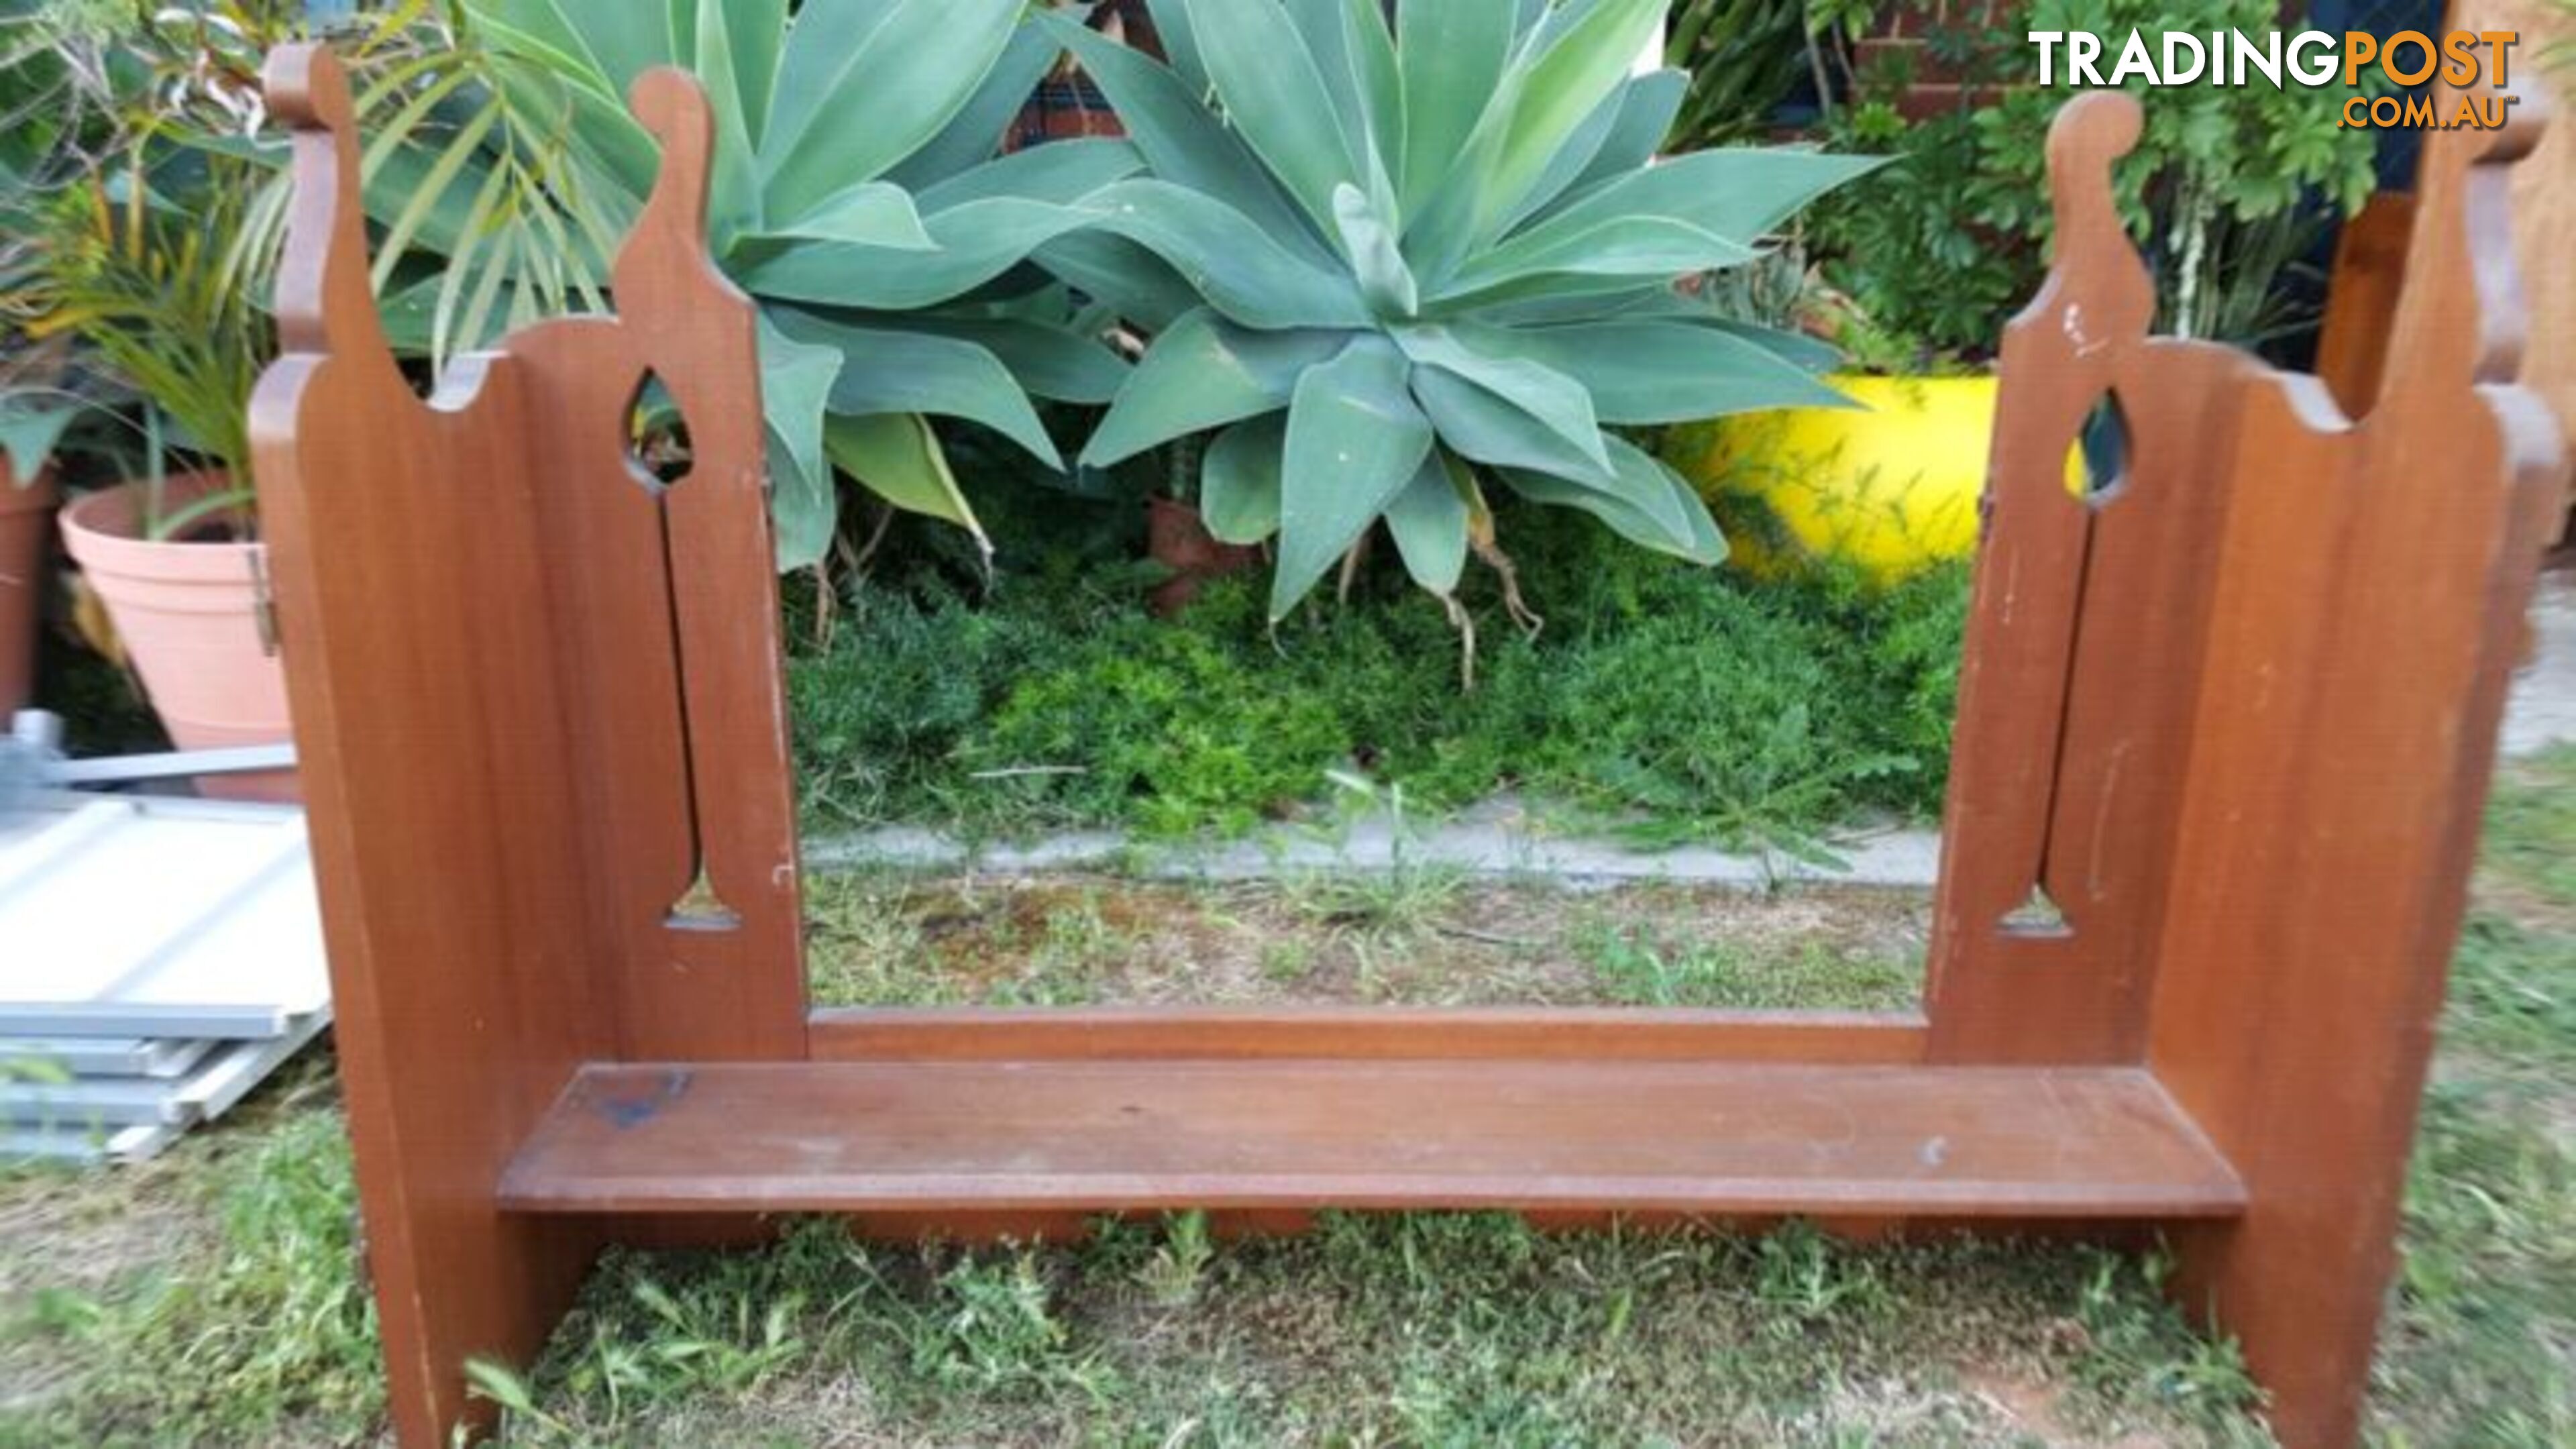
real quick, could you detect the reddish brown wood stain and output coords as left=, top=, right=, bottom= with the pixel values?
left=254, top=44, right=2563, bottom=1449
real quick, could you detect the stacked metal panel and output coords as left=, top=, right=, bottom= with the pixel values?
left=1, top=792, right=331, bottom=1161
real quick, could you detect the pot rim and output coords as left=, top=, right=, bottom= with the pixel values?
left=59, top=472, right=265, bottom=584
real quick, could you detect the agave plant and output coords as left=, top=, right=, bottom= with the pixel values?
left=394, top=0, right=1145, bottom=567
left=1046, top=0, right=1870, bottom=623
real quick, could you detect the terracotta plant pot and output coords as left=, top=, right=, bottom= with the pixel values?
left=0, top=460, right=55, bottom=714
left=1144, top=494, right=1259, bottom=618
left=57, top=473, right=297, bottom=801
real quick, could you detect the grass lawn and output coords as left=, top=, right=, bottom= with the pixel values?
left=804, top=873, right=1929, bottom=1010
left=4, top=750, right=2571, bottom=1447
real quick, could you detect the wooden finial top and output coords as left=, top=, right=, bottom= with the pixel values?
left=613, top=66, right=748, bottom=321
left=262, top=42, right=394, bottom=372
left=262, top=38, right=356, bottom=131
left=2029, top=91, right=2153, bottom=358
left=2382, top=79, right=2553, bottom=400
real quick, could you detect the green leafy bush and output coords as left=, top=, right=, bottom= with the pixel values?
left=1044, top=0, right=1867, bottom=621
left=789, top=502, right=1968, bottom=847
left=973, top=612, right=1353, bottom=837
left=1664, top=0, right=1811, bottom=150
left=1806, top=0, right=2377, bottom=359
left=788, top=584, right=1058, bottom=826
left=1497, top=574, right=1908, bottom=849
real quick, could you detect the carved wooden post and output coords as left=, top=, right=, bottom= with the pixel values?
left=252, top=44, right=804, bottom=1445
left=2144, top=89, right=2565, bottom=1448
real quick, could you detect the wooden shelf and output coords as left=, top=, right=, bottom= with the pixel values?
left=499, top=1061, right=2245, bottom=1218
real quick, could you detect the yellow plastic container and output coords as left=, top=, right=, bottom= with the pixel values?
left=1669, top=373, right=2067, bottom=586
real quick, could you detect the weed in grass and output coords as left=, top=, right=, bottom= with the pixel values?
left=2443, top=914, right=2576, bottom=1084
left=1281, top=861, right=1469, bottom=941
left=1752, top=1220, right=1890, bottom=1328
left=912, top=1252, right=1089, bottom=1395
left=0, top=1102, right=380, bottom=1447
left=2064, top=1249, right=2266, bottom=1435
left=1281, top=774, right=1470, bottom=938
left=1138, top=1210, right=1216, bottom=1307
left=2371, top=1083, right=2576, bottom=1447
left=1257, top=937, right=1316, bottom=984
left=799, top=871, right=942, bottom=1006
left=788, top=582, right=1057, bottom=829
left=437, top=1204, right=2277, bottom=1445
left=1572, top=917, right=1921, bottom=1011
left=972, top=612, right=1356, bottom=839
left=2479, top=745, right=2576, bottom=914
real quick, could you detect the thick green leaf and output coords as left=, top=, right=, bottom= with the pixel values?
left=1273, top=336, right=1434, bottom=619
left=1078, top=180, right=1370, bottom=330
left=741, top=197, right=1097, bottom=309
left=1084, top=308, right=1346, bottom=467
left=684, top=0, right=786, bottom=151
left=1334, top=184, right=1417, bottom=319
left=916, top=136, right=1143, bottom=212
left=1183, top=0, right=1361, bottom=239
left=1707, top=319, right=1845, bottom=374
left=1033, top=232, right=1203, bottom=333
left=822, top=409, right=990, bottom=557
left=762, top=0, right=1022, bottom=226
left=885, top=17, right=1058, bottom=191
left=1487, top=66, right=1688, bottom=237
left=1595, top=432, right=1699, bottom=542
left=757, top=311, right=849, bottom=568
left=685, top=0, right=780, bottom=241
left=1393, top=323, right=1607, bottom=473
left=1565, top=67, right=1686, bottom=195
left=763, top=180, right=934, bottom=249
left=1037, top=15, right=1325, bottom=256
left=897, top=316, right=1128, bottom=405
left=1395, top=0, right=1515, bottom=217
left=1473, top=0, right=1663, bottom=237
left=1500, top=449, right=1725, bottom=566
left=1512, top=319, right=1854, bottom=423
left=777, top=311, right=1062, bottom=466
left=1494, top=76, right=1629, bottom=236
left=1438, top=216, right=1757, bottom=302
left=1409, top=367, right=1609, bottom=483
left=1383, top=450, right=1468, bottom=596
left=747, top=136, right=1141, bottom=303
left=1464, top=276, right=1707, bottom=326
left=1199, top=414, right=1288, bottom=545
left=1338, top=0, right=1405, bottom=171
left=1281, top=0, right=1367, bottom=152
left=0, top=401, right=76, bottom=482
left=1141, top=0, right=1212, bottom=96
left=1514, top=148, right=1882, bottom=258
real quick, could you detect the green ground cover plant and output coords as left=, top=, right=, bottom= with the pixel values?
left=788, top=501, right=1970, bottom=848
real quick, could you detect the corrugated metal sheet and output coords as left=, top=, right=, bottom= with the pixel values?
left=1, top=792, right=333, bottom=1161
left=1, top=794, right=328, bottom=1036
